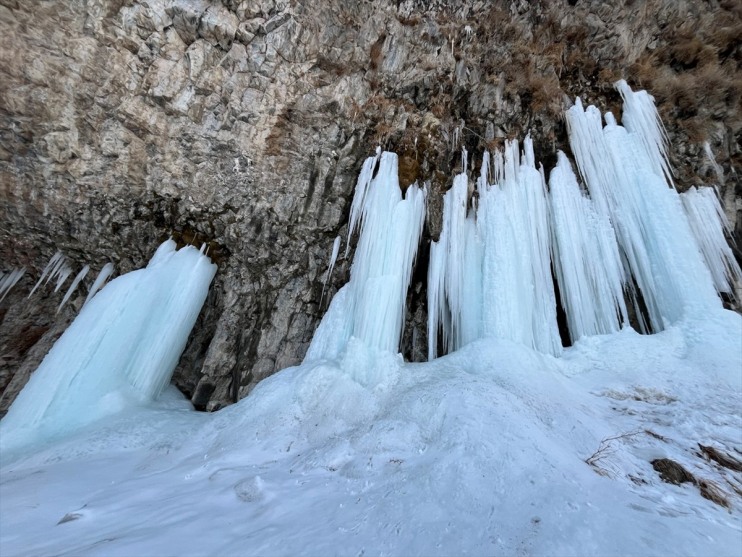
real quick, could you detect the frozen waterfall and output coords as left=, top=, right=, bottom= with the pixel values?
left=306, top=150, right=427, bottom=361
left=0, top=241, right=216, bottom=450
left=427, top=138, right=562, bottom=359
left=549, top=152, right=629, bottom=343
left=1, top=80, right=738, bottom=454
left=427, top=81, right=729, bottom=359
left=566, top=86, right=720, bottom=332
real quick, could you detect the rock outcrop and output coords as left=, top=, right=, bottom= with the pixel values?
left=1, top=0, right=740, bottom=412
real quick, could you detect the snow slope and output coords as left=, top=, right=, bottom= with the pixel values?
left=1, top=310, right=740, bottom=557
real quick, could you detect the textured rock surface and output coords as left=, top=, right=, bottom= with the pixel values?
left=1, top=0, right=741, bottom=413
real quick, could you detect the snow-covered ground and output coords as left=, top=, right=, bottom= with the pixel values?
left=1, top=309, right=740, bottom=557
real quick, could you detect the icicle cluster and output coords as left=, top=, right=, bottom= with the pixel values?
left=549, top=152, right=628, bottom=342
left=29, top=251, right=71, bottom=298
left=0, top=241, right=217, bottom=449
left=566, top=85, right=720, bottom=332
left=0, top=269, right=26, bottom=303
left=19, top=250, right=115, bottom=311
left=427, top=137, right=562, bottom=359
left=427, top=80, right=727, bottom=359
left=681, top=186, right=742, bottom=296
left=306, top=150, right=426, bottom=360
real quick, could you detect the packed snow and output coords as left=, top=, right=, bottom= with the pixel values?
left=1, top=81, right=741, bottom=557
left=0, top=311, right=740, bottom=556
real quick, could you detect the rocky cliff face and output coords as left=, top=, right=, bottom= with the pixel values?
left=1, top=0, right=740, bottom=413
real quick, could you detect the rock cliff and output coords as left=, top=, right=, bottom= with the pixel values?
left=1, top=0, right=740, bottom=412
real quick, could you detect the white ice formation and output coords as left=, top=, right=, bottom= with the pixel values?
left=84, top=262, right=115, bottom=307
left=28, top=251, right=72, bottom=298
left=427, top=80, right=728, bottom=358
left=566, top=84, right=720, bottom=333
left=1, top=80, right=738, bottom=454
left=549, top=152, right=629, bottom=343
left=58, top=265, right=89, bottom=312
left=680, top=186, right=742, bottom=296
left=0, top=241, right=216, bottom=449
left=321, top=236, right=342, bottom=305
left=702, top=141, right=724, bottom=185
left=0, top=268, right=26, bottom=303
left=428, top=137, right=562, bottom=359
left=306, top=150, right=426, bottom=361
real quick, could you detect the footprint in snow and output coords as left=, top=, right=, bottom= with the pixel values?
left=234, top=476, right=265, bottom=503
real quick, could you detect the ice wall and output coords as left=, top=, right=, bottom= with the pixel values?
left=306, top=150, right=426, bottom=361
left=0, top=241, right=217, bottom=450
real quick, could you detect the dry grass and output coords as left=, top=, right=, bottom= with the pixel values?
left=698, top=479, right=732, bottom=509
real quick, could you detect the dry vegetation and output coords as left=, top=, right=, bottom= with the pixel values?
left=299, top=1, right=741, bottom=192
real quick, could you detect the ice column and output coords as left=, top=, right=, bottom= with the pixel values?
left=0, top=241, right=217, bottom=449
left=477, top=137, right=562, bottom=356
left=427, top=169, right=481, bottom=359
left=549, top=152, right=629, bottom=342
left=306, top=151, right=426, bottom=360
left=428, top=138, right=562, bottom=359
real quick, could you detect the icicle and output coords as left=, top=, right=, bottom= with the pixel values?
left=28, top=251, right=64, bottom=298
left=681, top=186, right=742, bottom=296
left=0, top=242, right=217, bottom=449
left=549, top=152, right=628, bottom=342
left=0, top=268, right=26, bottom=303
left=320, top=236, right=341, bottom=306
left=28, top=251, right=79, bottom=299
left=480, top=150, right=491, bottom=185
left=53, top=265, right=73, bottom=293
left=615, top=79, right=674, bottom=188
left=83, top=263, right=115, bottom=307
left=703, top=142, right=725, bottom=185
left=57, top=265, right=89, bottom=313
left=427, top=236, right=445, bottom=361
